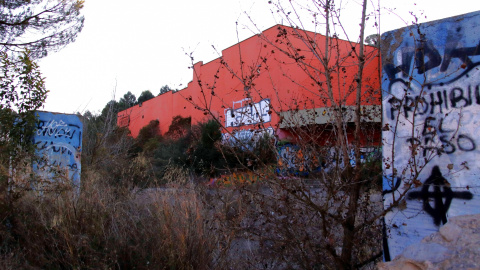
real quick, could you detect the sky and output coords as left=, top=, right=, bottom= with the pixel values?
left=38, top=0, right=480, bottom=114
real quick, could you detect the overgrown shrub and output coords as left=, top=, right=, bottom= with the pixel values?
left=189, top=121, right=222, bottom=176
left=134, top=119, right=162, bottom=155
left=220, top=132, right=277, bottom=172
left=154, top=135, right=192, bottom=182
left=165, top=116, right=191, bottom=140
left=155, top=119, right=229, bottom=179
left=82, top=112, right=156, bottom=189
left=0, top=176, right=215, bottom=269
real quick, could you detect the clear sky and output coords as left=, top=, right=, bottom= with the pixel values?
left=38, top=0, right=479, bottom=114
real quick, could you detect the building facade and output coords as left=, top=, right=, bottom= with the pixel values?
left=118, top=25, right=381, bottom=146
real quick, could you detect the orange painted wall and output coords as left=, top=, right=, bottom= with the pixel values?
left=118, top=25, right=380, bottom=139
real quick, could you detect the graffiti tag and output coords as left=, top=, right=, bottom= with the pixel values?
left=407, top=166, right=473, bottom=226
left=225, top=99, right=271, bottom=127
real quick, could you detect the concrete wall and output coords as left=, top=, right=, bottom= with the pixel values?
left=33, top=111, right=83, bottom=188
left=381, top=11, right=480, bottom=260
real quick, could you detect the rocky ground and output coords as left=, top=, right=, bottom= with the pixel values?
left=378, top=214, right=480, bottom=270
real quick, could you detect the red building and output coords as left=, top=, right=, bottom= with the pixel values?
left=118, top=25, right=381, bottom=145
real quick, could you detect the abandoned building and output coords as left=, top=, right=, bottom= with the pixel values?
left=117, top=25, right=381, bottom=147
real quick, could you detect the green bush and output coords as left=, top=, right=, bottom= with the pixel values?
left=134, top=120, right=162, bottom=155
left=190, top=120, right=225, bottom=176
left=153, top=118, right=277, bottom=179
left=154, top=135, right=192, bottom=182
left=154, top=119, right=226, bottom=179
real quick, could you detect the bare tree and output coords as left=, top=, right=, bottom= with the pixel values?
left=182, top=0, right=431, bottom=269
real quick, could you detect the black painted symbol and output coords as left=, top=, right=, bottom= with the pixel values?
left=407, top=166, right=473, bottom=226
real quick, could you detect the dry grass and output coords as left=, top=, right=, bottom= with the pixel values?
left=0, top=170, right=215, bottom=269
left=0, top=160, right=383, bottom=269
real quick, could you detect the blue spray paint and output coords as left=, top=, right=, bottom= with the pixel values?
left=381, top=11, right=480, bottom=260
left=32, top=111, right=82, bottom=188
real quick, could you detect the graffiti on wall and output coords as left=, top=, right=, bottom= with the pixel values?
left=33, top=112, right=83, bottom=188
left=225, top=99, right=271, bottom=127
left=381, top=11, right=480, bottom=260
left=222, top=127, right=275, bottom=149
left=406, top=166, right=473, bottom=226
left=277, top=145, right=379, bottom=175
left=277, top=144, right=323, bottom=175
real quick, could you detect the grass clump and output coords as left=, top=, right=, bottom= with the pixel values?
left=0, top=174, right=215, bottom=269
